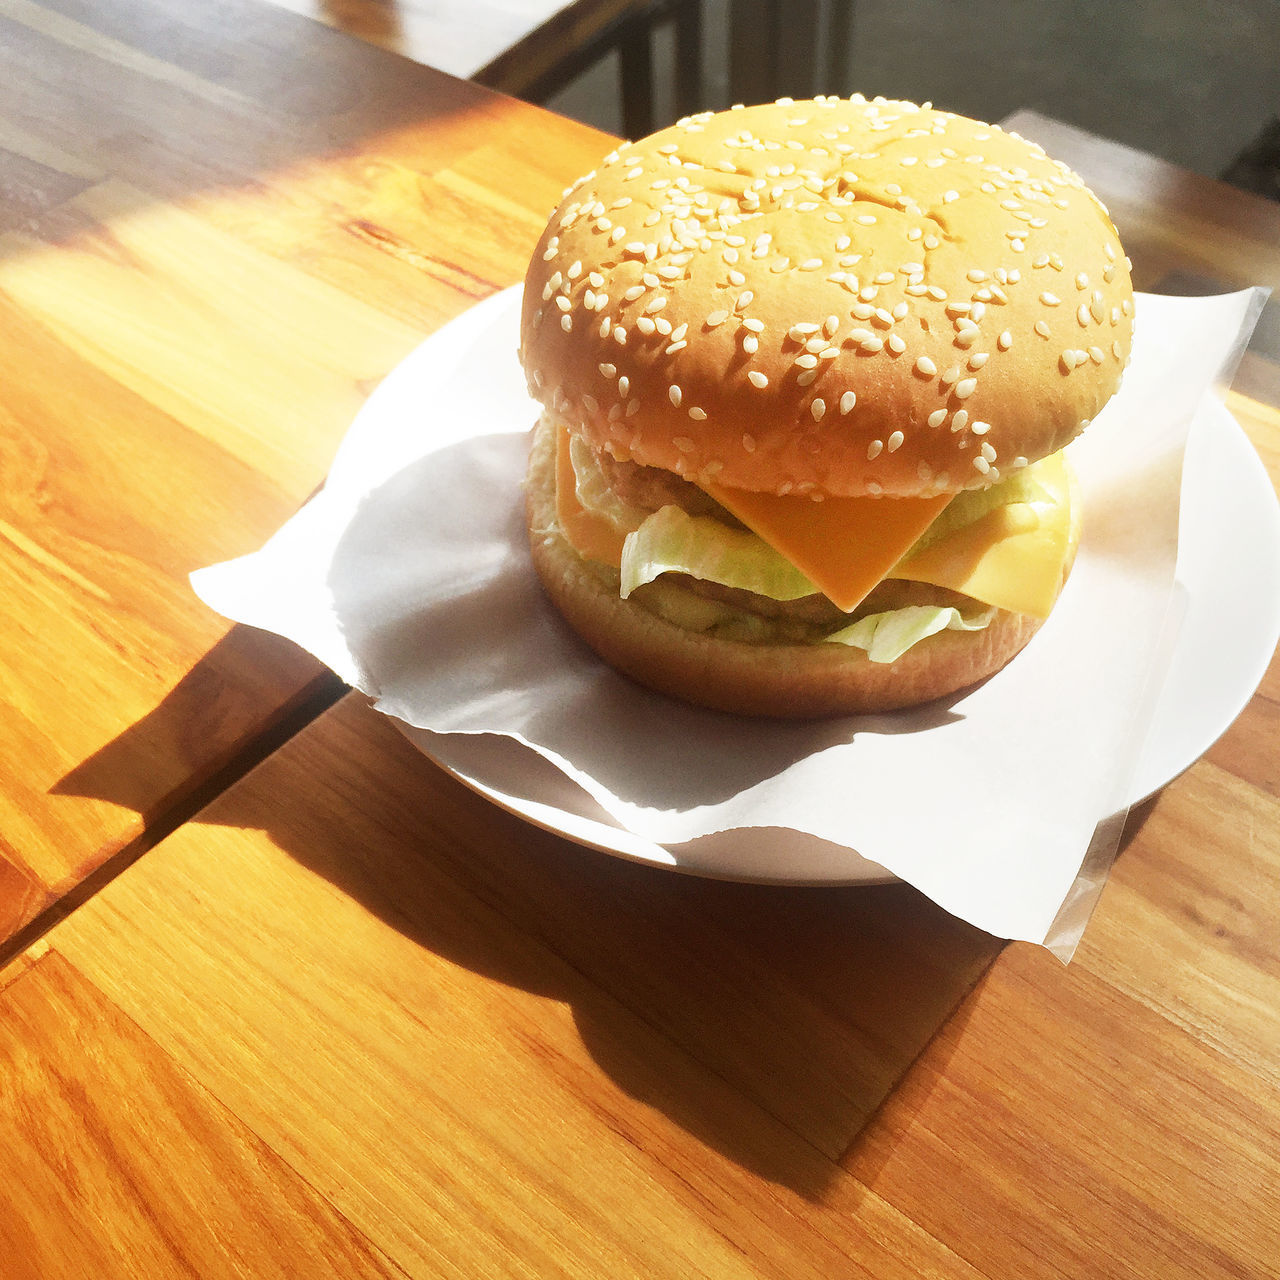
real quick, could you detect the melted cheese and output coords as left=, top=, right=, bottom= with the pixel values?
left=555, top=424, right=629, bottom=565
left=700, top=481, right=951, bottom=613
left=553, top=421, right=1075, bottom=619
left=890, top=450, right=1074, bottom=619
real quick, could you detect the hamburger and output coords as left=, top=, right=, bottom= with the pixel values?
left=519, top=95, right=1134, bottom=717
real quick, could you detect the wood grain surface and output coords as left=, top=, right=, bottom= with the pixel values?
left=0, top=945, right=400, bottom=1280
left=36, top=694, right=998, bottom=1280
left=0, top=0, right=611, bottom=949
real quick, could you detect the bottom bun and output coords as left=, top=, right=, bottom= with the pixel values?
left=525, top=418, right=1057, bottom=719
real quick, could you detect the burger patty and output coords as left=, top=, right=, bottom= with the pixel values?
left=671, top=574, right=982, bottom=627
left=592, top=444, right=741, bottom=523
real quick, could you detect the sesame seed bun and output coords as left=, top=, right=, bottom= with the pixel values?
left=524, top=415, right=1073, bottom=717
left=521, top=94, right=1134, bottom=498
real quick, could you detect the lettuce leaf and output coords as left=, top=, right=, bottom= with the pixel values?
left=568, top=434, right=648, bottom=534
left=621, top=505, right=819, bottom=601
left=824, top=604, right=996, bottom=664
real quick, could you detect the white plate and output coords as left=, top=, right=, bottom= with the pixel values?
left=398, top=398, right=1280, bottom=885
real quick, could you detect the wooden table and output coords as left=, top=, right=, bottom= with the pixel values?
left=2, top=3, right=1278, bottom=1276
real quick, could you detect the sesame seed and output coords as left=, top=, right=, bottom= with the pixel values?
left=599, top=362, right=617, bottom=378
left=800, top=257, right=824, bottom=270
left=742, top=334, right=759, bottom=354
left=669, top=384, right=683, bottom=407
left=674, top=435, right=695, bottom=451
left=997, top=330, right=1013, bottom=350
left=1077, top=303, right=1091, bottom=327
left=840, top=390, right=857, bottom=414
left=560, top=315, right=572, bottom=332
left=666, top=339, right=687, bottom=354
left=736, top=290, right=754, bottom=310
left=742, top=317, right=765, bottom=333
left=973, top=455, right=991, bottom=475
left=636, top=316, right=656, bottom=335
left=951, top=409, right=969, bottom=431
left=867, top=438, right=883, bottom=460
left=886, top=430, right=905, bottom=452
left=887, top=335, right=906, bottom=354
left=706, top=309, right=729, bottom=327
left=1060, top=350, right=1078, bottom=371
left=688, top=407, right=706, bottom=420
left=795, top=353, right=819, bottom=369
left=968, top=352, right=989, bottom=369
left=811, top=398, right=827, bottom=421
left=1034, top=320, right=1051, bottom=338
left=599, top=317, right=612, bottom=339
left=742, top=433, right=757, bottom=452
left=613, top=326, right=627, bottom=345
left=819, top=346, right=841, bottom=360
left=748, top=370, right=769, bottom=389
left=970, top=420, right=990, bottom=435
left=645, top=296, right=667, bottom=314
left=797, top=369, right=818, bottom=386
left=618, top=375, right=629, bottom=395
left=954, top=377, right=977, bottom=399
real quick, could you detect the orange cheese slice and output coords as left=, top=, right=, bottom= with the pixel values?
left=891, top=450, right=1073, bottom=619
left=700, top=481, right=952, bottom=613
left=555, top=424, right=629, bottom=565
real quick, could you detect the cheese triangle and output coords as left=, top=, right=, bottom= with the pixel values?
left=700, top=481, right=952, bottom=613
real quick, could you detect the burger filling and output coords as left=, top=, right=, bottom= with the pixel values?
left=550, top=419, right=1076, bottom=661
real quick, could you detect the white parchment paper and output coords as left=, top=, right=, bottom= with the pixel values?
left=193, top=286, right=1266, bottom=957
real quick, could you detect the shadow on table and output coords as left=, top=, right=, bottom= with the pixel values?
left=43, top=641, right=1156, bottom=1198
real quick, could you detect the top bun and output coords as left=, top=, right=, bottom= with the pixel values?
left=520, top=95, right=1134, bottom=499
